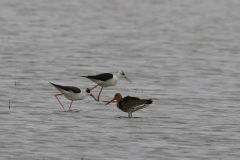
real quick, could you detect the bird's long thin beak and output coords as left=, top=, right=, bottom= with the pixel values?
left=105, top=98, right=115, bottom=106
left=124, top=76, right=132, bottom=83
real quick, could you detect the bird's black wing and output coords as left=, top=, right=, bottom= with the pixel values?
left=50, top=82, right=81, bottom=93
left=81, top=73, right=113, bottom=81
left=123, top=96, right=152, bottom=104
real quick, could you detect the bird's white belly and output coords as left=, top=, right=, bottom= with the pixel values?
left=62, top=91, right=85, bottom=101
left=98, top=78, right=118, bottom=87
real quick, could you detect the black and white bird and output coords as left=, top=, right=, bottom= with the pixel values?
left=50, top=82, right=91, bottom=110
left=81, top=71, right=132, bottom=101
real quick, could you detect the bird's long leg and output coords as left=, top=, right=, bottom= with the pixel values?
left=69, top=100, right=73, bottom=110
left=91, top=94, right=99, bottom=101
left=128, top=112, right=132, bottom=118
left=91, top=87, right=103, bottom=102
left=55, top=94, right=64, bottom=109
left=90, top=85, right=100, bottom=101
left=91, top=84, right=99, bottom=90
left=97, top=87, right=103, bottom=101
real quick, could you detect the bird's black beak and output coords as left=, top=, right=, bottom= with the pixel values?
left=124, top=76, right=132, bottom=83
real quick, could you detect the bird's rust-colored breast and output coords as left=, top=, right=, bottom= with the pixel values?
left=117, top=100, right=128, bottom=112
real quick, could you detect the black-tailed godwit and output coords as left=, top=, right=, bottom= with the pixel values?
left=105, top=93, right=152, bottom=118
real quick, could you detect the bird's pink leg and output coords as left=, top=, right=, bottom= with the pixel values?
left=69, top=100, right=73, bottom=110
left=91, top=94, right=99, bottom=101
left=97, top=87, right=103, bottom=101
left=55, top=94, right=64, bottom=109
left=90, top=84, right=100, bottom=101
left=91, top=84, right=99, bottom=90
left=90, top=87, right=103, bottom=101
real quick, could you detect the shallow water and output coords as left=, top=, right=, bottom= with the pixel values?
left=1, top=0, right=240, bottom=159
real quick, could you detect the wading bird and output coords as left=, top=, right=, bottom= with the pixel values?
left=50, top=82, right=91, bottom=110
left=105, top=93, right=152, bottom=118
left=81, top=71, right=132, bottom=101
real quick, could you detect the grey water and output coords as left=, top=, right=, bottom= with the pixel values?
left=1, top=0, right=240, bottom=159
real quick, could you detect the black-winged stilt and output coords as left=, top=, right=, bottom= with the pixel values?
left=81, top=71, right=132, bottom=101
left=50, top=82, right=91, bottom=110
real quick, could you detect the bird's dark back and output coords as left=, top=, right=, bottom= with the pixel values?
left=51, top=83, right=81, bottom=94
left=82, top=73, right=113, bottom=81
left=118, top=96, right=151, bottom=112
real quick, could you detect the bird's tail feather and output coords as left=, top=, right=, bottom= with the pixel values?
left=146, top=99, right=152, bottom=104
left=50, top=82, right=56, bottom=86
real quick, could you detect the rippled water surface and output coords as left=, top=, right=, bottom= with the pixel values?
left=1, top=0, right=240, bottom=159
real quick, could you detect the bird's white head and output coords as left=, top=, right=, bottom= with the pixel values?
left=118, top=70, right=125, bottom=76
left=117, top=71, right=132, bottom=83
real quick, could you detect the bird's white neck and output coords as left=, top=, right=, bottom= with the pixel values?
left=82, top=90, right=91, bottom=97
